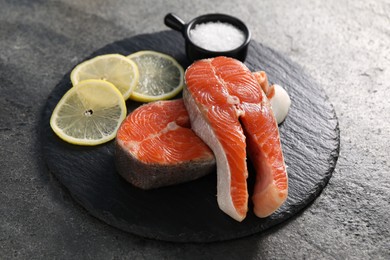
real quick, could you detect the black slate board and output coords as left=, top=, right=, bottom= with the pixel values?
left=40, top=30, right=340, bottom=242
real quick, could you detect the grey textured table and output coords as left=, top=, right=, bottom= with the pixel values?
left=1, top=0, right=389, bottom=259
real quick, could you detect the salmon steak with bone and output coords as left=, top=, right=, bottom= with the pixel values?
left=183, top=56, right=288, bottom=221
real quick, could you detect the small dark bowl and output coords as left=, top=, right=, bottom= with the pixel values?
left=164, top=13, right=251, bottom=63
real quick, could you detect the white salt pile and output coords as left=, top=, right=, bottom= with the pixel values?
left=189, top=21, right=245, bottom=52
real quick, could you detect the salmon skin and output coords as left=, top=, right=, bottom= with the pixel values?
left=115, top=99, right=215, bottom=190
left=183, top=56, right=288, bottom=221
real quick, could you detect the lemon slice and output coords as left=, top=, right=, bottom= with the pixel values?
left=50, top=79, right=127, bottom=146
left=127, top=50, right=184, bottom=102
left=70, top=54, right=139, bottom=100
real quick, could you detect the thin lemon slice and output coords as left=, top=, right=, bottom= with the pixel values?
left=127, top=50, right=184, bottom=102
left=50, top=79, right=127, bottom=146
left=70, top=54, right=139, bottom=100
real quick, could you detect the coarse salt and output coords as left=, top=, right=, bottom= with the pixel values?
left=189, top=21, right=245, bottom=52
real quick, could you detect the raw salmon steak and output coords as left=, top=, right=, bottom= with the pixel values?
left=183, top=56, right=288, bottom=221
left=115, top=99, right=215, bottom=189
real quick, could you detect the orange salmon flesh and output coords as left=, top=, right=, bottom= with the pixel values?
left=117, top=99, right=214, bottom=164
left=183, top=56, right=288, bottom=221
left=115, top=99, right=216, bottom=190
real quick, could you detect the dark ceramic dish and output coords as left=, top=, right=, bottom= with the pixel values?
left=164, top=13, right=251, bottom=62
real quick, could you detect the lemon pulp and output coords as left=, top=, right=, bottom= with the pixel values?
left=50, top=79, right=127, bottom=146
left=127, top=50, right=184, bottom=102
left=70, top=54, right=139, bottom=100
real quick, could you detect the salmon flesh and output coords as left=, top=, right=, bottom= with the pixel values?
left=115, top=99, right=215, bottom=189
left=183, top=57, right=288, bottom=221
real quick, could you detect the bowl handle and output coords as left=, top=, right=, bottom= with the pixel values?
left=164, top=13, right=186, bottom=33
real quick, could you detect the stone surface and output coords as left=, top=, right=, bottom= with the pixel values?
left=0, top=0, right=389, bottom=258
